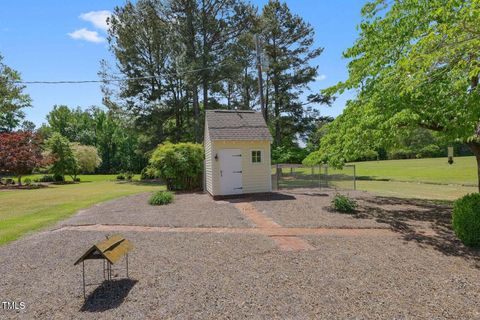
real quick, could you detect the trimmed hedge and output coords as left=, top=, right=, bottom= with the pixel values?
left=149, top=142, right=203, bottom=191
left=149, top=191, right=174, bottom=206
left=452, top=193, right=480, bottom=247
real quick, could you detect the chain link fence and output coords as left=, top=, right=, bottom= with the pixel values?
left=271, top=164, right=356, bottom=191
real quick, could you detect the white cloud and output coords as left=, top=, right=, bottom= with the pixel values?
left=80, top=10, right=111, bottom=31
left=316, top=74, right=327, bottom=81
left=68, top=28, right=104, bottom=43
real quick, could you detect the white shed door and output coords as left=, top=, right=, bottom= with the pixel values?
left=219, top=149, right=242, bottom=195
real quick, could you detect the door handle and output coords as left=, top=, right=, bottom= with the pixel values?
left=220, top=170, right=223, bottom=177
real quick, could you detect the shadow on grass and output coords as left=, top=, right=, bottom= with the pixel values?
left=81, top=279, right=138, bottom=312
left=356, top=196, right=480, bottom=266
left=125, top=180, right=165, bottom=187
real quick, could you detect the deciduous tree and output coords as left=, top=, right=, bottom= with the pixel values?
left=0, top=54, right=31, bottom=133
left=0, top=131, right=43, bottom=184
left=70, top=143, right=102, bottom=179
left=311, top=0, right=480, bottom=190
left=45, top=133, right=77, bottom=181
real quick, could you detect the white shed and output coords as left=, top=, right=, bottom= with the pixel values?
left=204, top=110, right=273, bottom=198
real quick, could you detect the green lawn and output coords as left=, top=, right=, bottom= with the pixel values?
left=0, top=177, right=164, bottom=245
left=274, top=156, right=477, bottom=200
left=350, top=156, right=476, bottom=186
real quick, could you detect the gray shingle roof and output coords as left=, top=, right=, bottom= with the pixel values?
left=205, top=110, right=273, bottom=141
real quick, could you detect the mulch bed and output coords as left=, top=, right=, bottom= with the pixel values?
left=0, top=184, right=47, bottom=190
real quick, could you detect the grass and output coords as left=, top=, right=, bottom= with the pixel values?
left=0, top=176, right=164, bottom=245
left=274, top=156, right=477, bottom=200
left=350, top=156, right=476, bottom=186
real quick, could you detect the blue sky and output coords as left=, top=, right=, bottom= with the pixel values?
left=0, top=0, right=365, bottom=127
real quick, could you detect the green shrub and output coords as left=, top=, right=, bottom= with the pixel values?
left=53, top=174, right=64, bottom=182
left=24, top=178, right=32, bottom=186
left=416, top=144, right=441, bottom=159
left=452, top=193, right=480, bottom=247
left=332, top=194, right=357, bottom=213
left=141, top=166, right=158, bottom=180
left=116, top=174, right=125, bottom=180
left=37, top=175, right=55, bottom=182
left=149, top=191, right=174, bottom=205
left=73, top=177, right=81, bottom=182
left=149, top=142, right=203, bottom=191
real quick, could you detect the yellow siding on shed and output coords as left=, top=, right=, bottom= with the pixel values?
left=204, top=126, right=213, bottom=194
left=210, top=140, right=271, bottom=195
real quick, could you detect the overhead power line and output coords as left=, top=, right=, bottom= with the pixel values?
left=14, top=64, right=228, bottom=85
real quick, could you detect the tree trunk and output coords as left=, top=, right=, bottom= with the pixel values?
left=243, top=67, right=249, bottom=109
left=201, top=0, right=209, bottom=111
left=185, top=0, right=200, bottom=143
left=467, top=142, right=480, bottom=192
left=274, top=82, right=281, bottom=146
left=18, top=176, right=22, bottom=186
left=193, top=86, right=200, bottom=143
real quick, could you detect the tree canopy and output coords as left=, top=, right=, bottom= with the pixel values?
left=308, top=0, right=480, bottom=187
left=0, top=54, right=31, bottom=133
left=0, top=131, right=43, bottom=184
left=103, top=0, right=328, bottom=152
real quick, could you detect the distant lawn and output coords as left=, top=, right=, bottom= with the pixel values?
left=275, top=156, right=477, bottom=200
left=0, top=180, right=164, bottom=245
left=350, top=156, right=476, bottom=186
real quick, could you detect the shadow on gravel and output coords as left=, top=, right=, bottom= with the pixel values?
left=356, top=196, right=480, bottom=266
left=81, top=279, right=138, bottom=312
left=226, top=192, right=296, bottom=203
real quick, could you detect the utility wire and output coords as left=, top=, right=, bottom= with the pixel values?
left=14, top=64, right=228, bottom=85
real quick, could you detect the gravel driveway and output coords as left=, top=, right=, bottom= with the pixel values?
left=1, top=190, right=480, bottom=319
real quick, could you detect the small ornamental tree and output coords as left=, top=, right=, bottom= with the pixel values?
left=149, top=142, right=203, bottom=191
left=46, top=133, right=77, bottom=181
left=0, top=131, right=43, bottom=184
left=70, top=143, right=102, bottom=179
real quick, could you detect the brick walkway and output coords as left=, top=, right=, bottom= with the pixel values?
left=54, top=197, right=394, bottom=252
left=232, top=201, right=314, bottom=251
left=56, top=199, right=394, bottom=252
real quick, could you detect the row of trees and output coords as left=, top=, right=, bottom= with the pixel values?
left=0, top=131, right=101, bottom=184
left=2, top=0, right=330, bottom=176
left=101, top=0, right=328, bottom=153
left=40, top=105, right=145, bottom=173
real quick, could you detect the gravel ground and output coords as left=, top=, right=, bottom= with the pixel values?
left=250, top=189, right=389, bottom=228
left=62, top=192, right=252, bottom=228
left=2, top=190, right=480, bottom=319
left=1, top=228, right=480, bottom=319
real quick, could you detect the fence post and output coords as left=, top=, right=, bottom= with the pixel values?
left=325, top=165, right=329, bottom=188
left=353, top=165, right=357, bottom=190
left=276, top=163, right=280, bottom=190
left=318, top=165, right=321, bottom=188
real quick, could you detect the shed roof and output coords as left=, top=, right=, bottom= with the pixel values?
left=74, top=235, right=133, bottom=265
left=205, top=110, right=273, bottom=141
